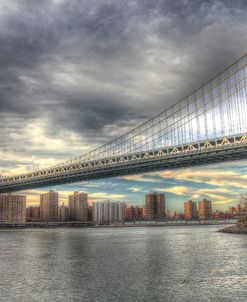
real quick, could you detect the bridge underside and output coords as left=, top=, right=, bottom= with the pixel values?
left=1, top=54, right=247, bottom=194
left=1, top=135, right=247, bottom=193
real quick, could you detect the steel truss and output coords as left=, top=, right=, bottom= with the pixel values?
left=1, top=134, right=247, bottom=193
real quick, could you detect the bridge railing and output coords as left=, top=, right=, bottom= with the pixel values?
left=1, top=133, right=247, bottom=187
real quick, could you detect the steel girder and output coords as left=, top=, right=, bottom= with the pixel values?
left=0, top=135, right=247, bottom=193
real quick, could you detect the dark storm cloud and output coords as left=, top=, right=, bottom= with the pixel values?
left=0, top=0, right=247, bottom=172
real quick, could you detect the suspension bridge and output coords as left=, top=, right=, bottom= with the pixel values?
left=0, top=53, right=247, bottom=193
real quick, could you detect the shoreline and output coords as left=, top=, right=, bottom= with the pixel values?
left=218, top=218, right=247, bottom=234
left=0, top=220, right=236, bottom=229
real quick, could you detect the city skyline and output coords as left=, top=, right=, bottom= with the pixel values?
left=5, top=189, right=244, bottom=224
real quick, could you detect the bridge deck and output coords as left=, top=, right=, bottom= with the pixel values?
left=1, top=134, right=247, bottom=193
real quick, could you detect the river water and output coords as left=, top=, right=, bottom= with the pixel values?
left=0, top=226, right=247, bottom=302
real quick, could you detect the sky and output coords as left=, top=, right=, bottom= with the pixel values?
left=0, top=0, right=247, bottom=211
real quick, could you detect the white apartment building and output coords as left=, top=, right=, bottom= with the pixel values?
left=93, top=201, right=125, bottom=222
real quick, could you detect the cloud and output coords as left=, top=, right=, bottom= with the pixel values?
left=88, top=192, right=126, bottom=200
left=192, top=188, right=237, bottom=201
left=212, top=200, right=237, bottom=206
left=120, top=175, right=161, bottom=183
left=153, top=166, right=247, bottom=189
left=128, top=187, right=143, bottom=192
left=155, top=186, right=191, bottom=196
left=152, top=185, right=239, bottom=208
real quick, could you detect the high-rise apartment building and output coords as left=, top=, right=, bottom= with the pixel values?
left=26, top=206, right=40, bottom=222
left=40, top=190, right=58, bottom=222
left=184, top=200, right=197, bottom=219
left=0, top=194, right=26, bottom=223
left=124, top=205, right=144, bottom=220
left=88, top=204, right=93, bottom=221
left=69, top=192, right=88, bottom=221
left=93, top=201, right=125, bottom=222
left=145, top=192, right=165, bottom=220
left=198, top=199, right=212, bottom=219
left=59, top=203, right=69, bottom=221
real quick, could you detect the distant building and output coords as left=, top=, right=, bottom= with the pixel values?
left=138, top=207, right=144, bottom=220
left=172, top=211, right=184, bottom=220
left=124, top=205, right=144, bottom=220
left=198, top=199, right=212, bottom=219
left=40, top=190, right=58, bottom=222
left=229, top=204, right=245, bottom=218
left=143, top=205, right=146, bottom=218
left=229, top=199, right=247, bottom=218
left=69, top=192, right=88, bottom=222
left=236, top=204, right=242, bottom=212
left=0, top=194, right=26, bottom=223
left=88, top=204, right=93, bottom=221
left=26, top=206, right=40, bottom=222
left=93, top=201, right=125, bottom=222
left=145, top=192, right=165, bottom=220
left=59, top=203, right=69, bottom=221
left=211, top=211, right=231, bottom=219
left=184, top=200, right=197, bottom=219
left=240, top=194, right=247, bottom=211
